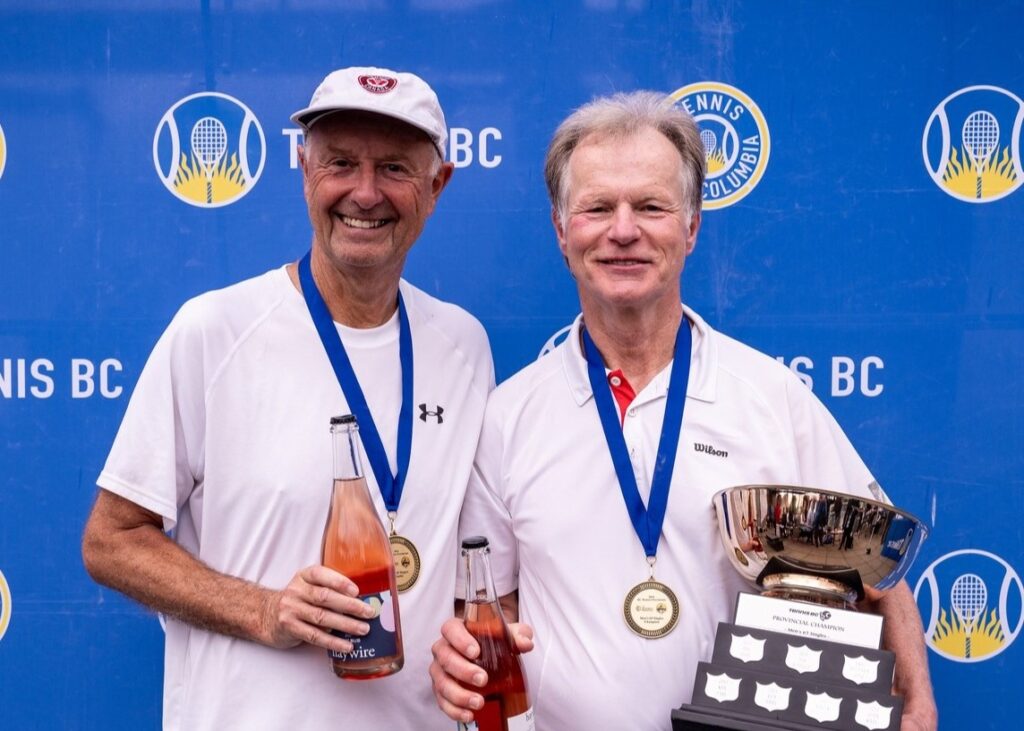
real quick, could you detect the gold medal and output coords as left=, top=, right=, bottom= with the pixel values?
left=389, top=534, right=421, bottom=592
left=624, top=580, right=680, bottom=638
left=386, top=512, right=420, bottom=592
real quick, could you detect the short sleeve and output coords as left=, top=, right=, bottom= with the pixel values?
left=96, top=302, right=209, bottom=531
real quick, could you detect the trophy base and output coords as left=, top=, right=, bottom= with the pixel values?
left=761, top=583, right=852, bottom=610
left=672, top=704, right=836, bottom=731
left=672, top=601, right=901, bottom=731
left=758, top=559, right=860, bottom=609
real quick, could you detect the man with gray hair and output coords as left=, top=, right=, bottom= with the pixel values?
left=82, top=67, right=493, bottom=730
left=429, top=92, right=937, bottom=730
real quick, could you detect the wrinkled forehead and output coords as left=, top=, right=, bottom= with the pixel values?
left=570, top=127, right=679, bottom=163
left=565, top=128, right=684, bottom=190
left=306, top=110, right=436, bottom=154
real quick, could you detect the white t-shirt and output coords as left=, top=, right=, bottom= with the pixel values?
left=458, top=307, right=881, bottom=731
left=98, top=266, right=493, bottom=731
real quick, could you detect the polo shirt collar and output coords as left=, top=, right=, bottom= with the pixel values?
left=560, top=303, right=718, bottom=407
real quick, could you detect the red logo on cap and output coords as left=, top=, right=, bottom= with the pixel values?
left=358, top=75, right=398, bottom=94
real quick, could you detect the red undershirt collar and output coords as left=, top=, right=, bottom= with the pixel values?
left=607, top=369, right=636, bottom=425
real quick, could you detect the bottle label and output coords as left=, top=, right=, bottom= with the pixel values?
left=458, top=704, right=534, bottom=731
left=329, top=590, right=398, bottom=662
left=507, top=707, right=535, bottom=731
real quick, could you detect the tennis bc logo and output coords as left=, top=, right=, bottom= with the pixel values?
left=153, top=92, right=266, bottom=208
left=923, top=85, right=1023, bottom=203
left=0, top=567, right=11, bottom=642
left=914, top=549, right=1023, bottom=663
left=667, top=82, right=771, bottom=210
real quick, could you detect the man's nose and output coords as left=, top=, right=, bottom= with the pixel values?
left=349, top=167, right=385, bottom=209
left=608, top=203, right=640, bottom=244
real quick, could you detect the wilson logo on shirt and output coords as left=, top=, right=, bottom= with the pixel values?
left=694, top=442, right=728, bottom=458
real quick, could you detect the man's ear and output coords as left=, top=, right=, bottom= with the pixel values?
left=431, top=161, right=455, bottom=199
left=294, top=143, right=311, bottom=202
left=685, top=210, right=701, bottom=256
left=421, top=161, right=455, bottom=218
left=552, top=207, right=568, bottom=257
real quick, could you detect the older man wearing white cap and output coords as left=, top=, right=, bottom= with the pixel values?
left=82, top=67, right=493, bottom=730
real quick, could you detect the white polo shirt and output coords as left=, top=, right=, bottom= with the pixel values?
left=98, top=265, right=493, bottom=731
left=458, top=306, right=880, bottom=731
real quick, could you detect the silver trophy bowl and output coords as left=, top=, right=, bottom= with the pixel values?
left=713, top=485, right=928, bottom=609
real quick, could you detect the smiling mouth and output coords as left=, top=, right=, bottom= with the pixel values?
left=337, top=214, right=391, bottom=229
left=601, top=258, right=648, bottom=266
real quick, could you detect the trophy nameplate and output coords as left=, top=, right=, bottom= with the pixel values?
left=733, top=593, right=883, bottom=649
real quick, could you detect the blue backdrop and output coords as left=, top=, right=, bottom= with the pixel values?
left=1, top=1, right=1022, bottom=728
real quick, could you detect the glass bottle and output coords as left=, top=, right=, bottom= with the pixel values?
left=321, top=414, right=404, bottom=679
left=459, top=536, right=535, bottom=731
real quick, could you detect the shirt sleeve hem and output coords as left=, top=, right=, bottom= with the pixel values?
left=96, top=471, right=179, bottom=532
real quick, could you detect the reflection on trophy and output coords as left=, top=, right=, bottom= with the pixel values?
left=673, top=485, right=929, bottom=731
left=717, top=485, right=927, bottom=610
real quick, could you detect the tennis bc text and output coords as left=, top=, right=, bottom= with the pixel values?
left=1, top=358, right=123, bottom=399
left=775, top=355, right=885, bottom=397
left=282, top=126, right=504, bottom=169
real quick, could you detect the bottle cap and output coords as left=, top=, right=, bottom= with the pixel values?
left=330, top=414, right=358, bottom=425
left=461, top=536, right=489, bottom=550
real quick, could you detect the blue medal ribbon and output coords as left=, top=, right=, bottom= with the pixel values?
left=299, top=251, right=413, bottom=513
left=581, top=319, right=692, bottom=559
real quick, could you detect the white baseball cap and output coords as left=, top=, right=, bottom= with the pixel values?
left=291, top=66, right=448, bottom=158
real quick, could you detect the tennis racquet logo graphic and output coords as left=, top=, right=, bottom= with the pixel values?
left=698, top=128, right=727, bottom=177
left=923, top=85, right=1023, bottom=203
left=961, top=111, right=1000, bottom=199
left=699, top=128, right=717, bottom=155
left=950, top=573, right=987, bottom=658
left=190, top=117, right=229, bottom=204
left=915, top=549, right=1023, bottom=663
left=153, top=92, right=266, bottom=208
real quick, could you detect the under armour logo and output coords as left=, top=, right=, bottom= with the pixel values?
left=419, top=404, right=444, bottom=423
